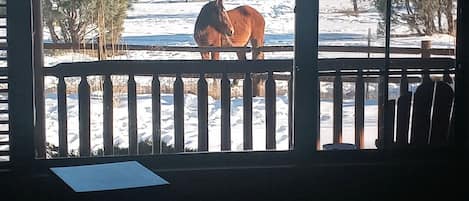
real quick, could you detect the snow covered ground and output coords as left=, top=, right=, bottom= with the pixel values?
left=3, top=0, right=456, bottom=157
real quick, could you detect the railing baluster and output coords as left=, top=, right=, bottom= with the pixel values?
left=221, top=73, right=231, bottom=151
left=355, top=69, right=365, bottom=149
left=333, top=70, right=343, bottom=144
left=128, top=74, right=138, bottom=155
left=152, top=74, right=161, bottom=154
left=103, top=75, right=113, bottom=155
left=78, top=75, right=90, bottom=157
left=317, top=78, right=321, bottom=150
left=266, top=71, right=276, bottom=150
left=443, top=66, right=453, bottom=84
left=198, top=73, right=208, bottom=152
left=57, top=75, right=68, bottom=157
left=174, top=73, right=184, bottom=152
left=243, top=73, right=253, bottom=150
left=423, top=68, right=431, bottom=83
left=385, top=100, right=396, bottom=147
left=288, top=72, right=293, bottom=150
left=400, top=67, right=409, bottom=95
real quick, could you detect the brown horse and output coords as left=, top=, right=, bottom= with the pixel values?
left=194, top=0, right=265, bottom=60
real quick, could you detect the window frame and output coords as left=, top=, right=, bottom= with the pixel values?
left=4, top=0, right=468, bottom=171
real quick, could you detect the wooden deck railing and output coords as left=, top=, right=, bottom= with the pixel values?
left=29, top=40, right=455, bottom=158
left=42, top=60, right=292, bottom=157
left=37, top=57, right=455, bottom=158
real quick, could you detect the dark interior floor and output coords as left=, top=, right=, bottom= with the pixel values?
left=1, top=157, right=466, bottom=201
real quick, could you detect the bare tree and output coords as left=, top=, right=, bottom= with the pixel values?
left=373, top=0, right=456, bottom=35
left=352, top=0, right=358, bottom=14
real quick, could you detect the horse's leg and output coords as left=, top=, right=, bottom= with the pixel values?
left=231, top=51, right=246, bottom=87
left=211, top=51, right=220, bottom=60
left=250, top=38, right=265, bottom=96
left=201, top=52, right=210, bottom=60
left=236, top=51, right=247, bottom=60
left=251, top=38, right=264, bottom=60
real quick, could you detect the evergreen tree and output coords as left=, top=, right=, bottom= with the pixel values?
left=42, top=0, right=134, bottom=50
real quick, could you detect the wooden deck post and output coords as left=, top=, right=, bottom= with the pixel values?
left=455, top=0, right=469, bottom=151
left=377, top=0, right=391, bottom=149
left=8, top=0, right=35, bottom=170
left=293, top=0, right=319, bottom=157
left=33, top=0, right=46, bottom=159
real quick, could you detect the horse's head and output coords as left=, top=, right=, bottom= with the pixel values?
left=198, top=0, right=234, bottom=37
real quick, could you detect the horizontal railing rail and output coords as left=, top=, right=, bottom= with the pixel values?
left=43, top=58, right=455, bottom=76
left=43, top=60, right=292, bottom=76
left=36, top=43, right=455, bottom=56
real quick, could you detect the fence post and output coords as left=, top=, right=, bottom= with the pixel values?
left=367, top=28, right=371, bottom=58
left=421, top=40, right=432, bottom=58
left=421, top=40, right=432, bottom=81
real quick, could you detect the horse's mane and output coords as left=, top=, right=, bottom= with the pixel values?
left=194, top=1, right=222, bottom=39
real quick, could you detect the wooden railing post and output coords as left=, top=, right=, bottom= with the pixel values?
left=78, top=75, right=91, bottom=157
left=400, top=67, right=409, bottom=95
left=174, top=73, right=185, bottom=152
left=355, top=69, right=365, bottom=149
left=265, top=71, right=276, bottom=150
left=333, top=70, right=343, bottom=144
left=152, top=74, right=162, bottom=154
left=57, top=75, right=68, bottom=157
left=103, top=74, right=113, bottom=155
left=444, top=68, right=453, bottom=84
left=128, top=74, right=138, bottom=155
left=198, top=73, right=209, bottom=152
left=384, top=100, right=396, bottom=147
left=221, top=73, right=231, bottom=151
left=243, top=73, right=253, bottom=150
left=288, top=72, right=293, bottom=150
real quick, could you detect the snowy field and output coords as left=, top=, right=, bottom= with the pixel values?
left=3, top=0, right=456, bottom=157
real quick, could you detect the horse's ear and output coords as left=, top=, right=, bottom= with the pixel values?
left=215, top=0, right=223, bottom=7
